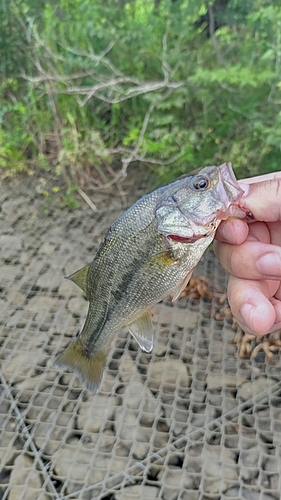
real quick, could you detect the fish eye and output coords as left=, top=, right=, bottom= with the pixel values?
left=193, top=176, right=209, bottom=190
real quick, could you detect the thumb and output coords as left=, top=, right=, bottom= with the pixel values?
left=239, top=176, right=281, bottom=222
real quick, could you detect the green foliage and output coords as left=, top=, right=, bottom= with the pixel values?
left=0, top=79, right=33, bottom=173
left=57, top=127, right=112, bottom=179
left=1, top=0, right=281, bottom=184
left=61, top=187, right=80, bottom=210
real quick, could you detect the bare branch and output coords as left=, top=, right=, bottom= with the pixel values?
left=21, top=26, right=186, bottom=105
left=121, top=88, right=174, bottom=172
left=62, top=41, right=121, bottom=76
left=161, top=23, right=172, bottom=81
left=22, top=68, right=186, bottom=105
left=81, top=80, right=185, bottom=105
left=111, top=147, right=187, bottom=167
left=32, top=25, right=65, bottom=62
left=18, top=18, right=189, bottom=188
left=86, top=146, right=188, bottom=191
left=21, top=69, right=106, bottom=82
left=77, top=188, right=98, bottom=211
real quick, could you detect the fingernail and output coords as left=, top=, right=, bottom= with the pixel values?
left=240, top=303, right=255, bottom=326
left=257, top=253, right=281, bottom=278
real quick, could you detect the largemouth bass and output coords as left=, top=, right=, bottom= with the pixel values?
left=56, top=162, right=247, bottom=393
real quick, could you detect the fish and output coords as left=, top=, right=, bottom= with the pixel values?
left=56, top=162, right=247, bottom=393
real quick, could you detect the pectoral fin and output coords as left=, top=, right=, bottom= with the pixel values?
left=127, top=312, right=154, bottom=353
left=172, top=270, right=193, bottom=302
left=66, top=263, right=90, bottom=299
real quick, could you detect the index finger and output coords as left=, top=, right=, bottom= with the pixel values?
left=239, top=172, right=281, bottom=184
left=239, top=177, right=281, bottom=223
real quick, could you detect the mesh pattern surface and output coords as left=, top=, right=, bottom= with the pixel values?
left=0, top=178, right=281, bottom=500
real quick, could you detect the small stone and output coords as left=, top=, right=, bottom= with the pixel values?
left=179, top=491, right=200, bottom=500
left=114, top=408, right=154, bottom=450
left=26, top=386, right=66, bottom=422
left=36, top=272, right=62, bottom=289
left=223, top=487, right=275, bottom=500
left=132, top=441, right=150, bottom=460
left=201, top=476, right=222, bottom=495
left=206, top=460, right=238, bottom=482
left=32, top=411, right=74, bottom=456
left=97, top=429, right=116, bottom=452
left=122, top=380, right=158, bottom=425
left=8, top=454, right=49, bottom=500
left=114, top=409, right=140, bottom=442
left=162, top=398, right=189, bottom=435
left=153, top=338, right=168, bottom=357
left=77, top=394, right=118, bottom=433
left=156, top=304, right=173, bottom=324
left=26, top=296, right=59, bottom=314
left=67, top=296, right=87, bottom=317
left=207, top=372, right=239, bottom=391
left=99, top=372, right=118, bottom=394
left=0, top=421, right=21, bottom=467
left=58, top=278, right=75, bottom=298
left=115, top=484, right=159, bottom=499
left=2, top=197, right=30, bottom=214
left=0, top=234, right=23, bottom=254
left=147, top=359, right=191, bottom=393
left=1, top=351, right=47, bottom=384
left=160, top=468, right=195, bottom=500
left=15, top=376, right=54, bottom=403
left=240, top=445, right=260, bottom=468
left=6, top=287, right=26, bottom=307
left=0, top=391, right=11, bottom=426
left=19, top=251, right=34, bottom=265
left=54, top=438, right=104, bottom=489
left=0, top=302, right=13, bottom=323
left=119, top=352, right=142, bottom=383
left=38, top=242, right=57, bottom=255
left=239, top=376, right=273, bottom=402
left=153, top=430, right=169, bottom=448
left=6, top=308, right=33, bottom=329
left=65, top=259, right=87, bottom=275
left=263, top=456, right=279, bottom=472
left=174, top=308, right=198, bottom=330
left=0, top=265, right=21, bottom=283
left=54, top=439, right=128, bottom=494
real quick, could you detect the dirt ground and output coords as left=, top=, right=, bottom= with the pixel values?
left=0, top=171, right=281, bottom=500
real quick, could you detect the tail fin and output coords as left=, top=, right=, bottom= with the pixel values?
left=55, top=340, right=107, bottom=394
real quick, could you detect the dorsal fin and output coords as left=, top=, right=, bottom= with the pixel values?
left=65, top=263, right=90, bottom=299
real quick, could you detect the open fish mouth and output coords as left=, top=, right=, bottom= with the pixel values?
left=168, top=233, right=211, bottom=244
left=167, top=222, right=217, bottom=244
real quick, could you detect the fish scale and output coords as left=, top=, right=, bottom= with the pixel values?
left=56, top=162, right=247, bottom=393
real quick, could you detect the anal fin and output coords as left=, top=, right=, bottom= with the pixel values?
left=127, top=312, right=154, bottom=353
left=172, top=270, right=193, bottom=302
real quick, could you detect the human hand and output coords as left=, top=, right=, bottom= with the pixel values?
left=215, top=172, right=281, bottom=336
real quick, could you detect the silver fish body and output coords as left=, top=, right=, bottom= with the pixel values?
left=56, top=162, right=246, bottom=392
